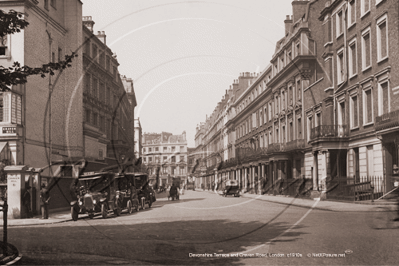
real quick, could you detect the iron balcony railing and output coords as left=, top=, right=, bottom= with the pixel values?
left=310, top=125, right=349, bottom=140
left=375, top=109, right=399, bottom=131
left=285, top=139, right=305, bottom=151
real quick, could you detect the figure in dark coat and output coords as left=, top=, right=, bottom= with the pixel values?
left=22, top=186, right=32, bottom=218
left=40, top=184, right=50, bottom=219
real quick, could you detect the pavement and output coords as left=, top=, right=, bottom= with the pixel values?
left=199, top=188, right=397, bottom=212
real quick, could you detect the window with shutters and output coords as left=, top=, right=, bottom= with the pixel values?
left=0, top=92, right=21, bottom=124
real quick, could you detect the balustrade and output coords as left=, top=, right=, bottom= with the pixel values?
left=310, top=125, right=348, bottom=140
left=375, top=109, right=399, bottom=131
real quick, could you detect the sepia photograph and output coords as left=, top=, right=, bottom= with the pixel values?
left=0, top=0, right=399, bottom=265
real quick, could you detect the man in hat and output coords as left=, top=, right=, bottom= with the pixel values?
left=22, top=185, right=32, bottom=218
left=40, top=183, right=50, bottom=219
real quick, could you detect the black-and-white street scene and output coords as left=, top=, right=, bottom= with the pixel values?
left=1, top=0, right=399, bottom=265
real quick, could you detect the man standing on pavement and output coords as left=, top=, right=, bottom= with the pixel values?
left=22, top=185, right=32, bottom=218
left=40, top=183, right=50, bottom=219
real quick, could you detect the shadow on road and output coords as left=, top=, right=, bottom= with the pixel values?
left=12, top=217, right=307, bottom=265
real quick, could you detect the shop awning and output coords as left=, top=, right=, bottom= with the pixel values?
left=0, top=142, right=14, bottom=165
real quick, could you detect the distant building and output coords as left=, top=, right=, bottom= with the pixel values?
left=142, top=131, right=188, bottom=186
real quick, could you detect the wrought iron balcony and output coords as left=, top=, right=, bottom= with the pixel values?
left=375, top=109, right=399, bottom=132
left=267, top=143, right=286, bottom=153
left=286, top=139, right=305, bottom=151
left=310, top=125, right=348, bottom=141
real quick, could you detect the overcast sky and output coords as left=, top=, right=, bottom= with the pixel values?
left=82, top=0, right=294, bottom=147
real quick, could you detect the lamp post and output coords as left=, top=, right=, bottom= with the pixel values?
left=214, top=152, right=222, bottom=192
left=1, top=190, right=7, bottom=256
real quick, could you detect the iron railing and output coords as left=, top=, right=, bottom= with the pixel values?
left=375, top=109, right=399, bottom=131
left=310, top=125, right=349, bottom=140
left=327, top=176, right=384, bottom=201
left=285, top=139, right=305, bottom=151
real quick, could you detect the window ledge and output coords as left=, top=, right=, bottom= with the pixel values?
left=377, top=56, right=388, bottom=64
left=362, top=66, right=372, bottom=73
left=376, top=0, right=385, bottom=7
left=361, top=10, right=370, bottom=19
left=349, top=73, right=358, bottom=80
left=350, top=126, right=359, bottom=131
left=336, top=33, right=344, bottom=40
left=348, top=22, right=356, bottom=30
left=363, top=122, right=374, bottom=127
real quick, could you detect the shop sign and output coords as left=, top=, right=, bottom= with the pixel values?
left=2, top=127, right=16, bottom=134
left=8, top=174, right=20, bottom=187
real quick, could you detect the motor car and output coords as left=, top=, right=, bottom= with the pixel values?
left=222, top=179, right=241, bottom=197
left=124, top=172, right=156, bottom=210
left=71, top=171, right=140, bottom=220
left=70, top=172, right=113, bottom=220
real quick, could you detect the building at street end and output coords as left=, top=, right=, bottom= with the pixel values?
left=142, top=131, right=188, bottom=187
left=193, top=0, right=399, bottom=201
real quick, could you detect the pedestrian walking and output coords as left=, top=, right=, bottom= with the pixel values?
left=22, top=185, right=32, bottom=218
left=40, top=183, right=50, bottom=219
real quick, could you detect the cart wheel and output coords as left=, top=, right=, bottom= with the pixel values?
left=101, top=203, right=108, bottom=219
left=114, top=205, right=122, bottom=216
left=127, top=200, right=133, bottom=214
left=88, top=212, right=94, bottom=219
left=134, top=199, right=140, bottom=212
left=71, top=206, right=78, bottom=221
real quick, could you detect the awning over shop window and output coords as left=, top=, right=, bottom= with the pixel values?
left=0, top=142, right=14, bottom=165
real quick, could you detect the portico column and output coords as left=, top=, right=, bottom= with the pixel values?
left=258, top=164, right=261, bottom=194
left=244, top=168, right=248, bottom=191
left=313, top=152, right=318, bottom=191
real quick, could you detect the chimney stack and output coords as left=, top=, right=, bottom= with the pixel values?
left=82, top=16, right=95, bottom=33
left=96, top=31, right=106, bottom=44
left=284, top=15, right=293, bottom=36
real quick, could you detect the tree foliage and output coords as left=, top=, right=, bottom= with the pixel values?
left=0, top=9, right=78, bottom=91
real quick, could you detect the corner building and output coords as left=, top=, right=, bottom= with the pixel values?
left=314, top=0, right=399, bottom=199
